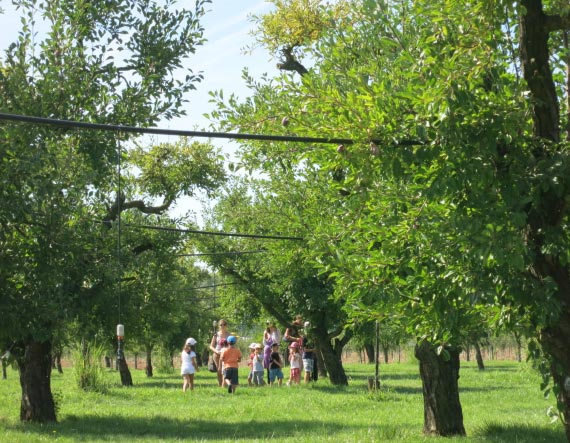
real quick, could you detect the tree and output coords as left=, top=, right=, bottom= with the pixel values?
left=0, top=0, right=213, bottom=422
left=195, top=176, right=353, bottom=384
left=210, top=0, right=570, bottom=438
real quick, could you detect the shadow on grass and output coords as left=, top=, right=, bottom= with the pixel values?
left=475, top=422, right=566, bottom=443
left=6, top=416, right=374, bottom=440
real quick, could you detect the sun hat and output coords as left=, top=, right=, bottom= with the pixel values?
left=248, top=343, right=257, bottom=349
left=227, top=335, right=237, bottom=345
left=290, top=341, right=299, bottom=348
left=254, top=343, right=263, bottom=349
left=186, top=337, right=197, bottom=346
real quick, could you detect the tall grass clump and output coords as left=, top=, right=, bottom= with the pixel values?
left=71, top=341, right=108, bottom=393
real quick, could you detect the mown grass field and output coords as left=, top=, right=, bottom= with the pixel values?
left=0, top=360, right=565, bottom=442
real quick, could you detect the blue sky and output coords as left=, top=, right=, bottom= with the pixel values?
left=0, top=0, right=275, bottom=129
left=0, top=1, right=276, bottom=220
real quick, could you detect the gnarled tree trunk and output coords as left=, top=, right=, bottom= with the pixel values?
left=415, top=340, right=465, bottom=437
left=17, top=340, right=56, bottom=423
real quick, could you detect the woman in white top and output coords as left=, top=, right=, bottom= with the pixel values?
left=209, top=319, right=230, bottom=387
left=181, top=337, right=198, bottom=392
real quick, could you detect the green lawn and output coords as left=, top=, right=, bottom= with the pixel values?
left=0, top=361, right=565, bottom=442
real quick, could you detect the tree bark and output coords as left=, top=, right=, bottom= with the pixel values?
left=145, top=346, right=153, bottom=378
left=315, top=336, right=347, bottom=385
left=118, top=357, right=133, bottom=386
left=415, top=340, right=465, bottom=437
left=364, top=343, right=375, bottom=364
left=519, top=2, right=570, bottom=439
left=17, top=340, right=57, bottom=423
left=540, top=313, right=570, bottom=441
left=54, top=351, right=63, bottom=374
left=473, top=342, right=485, bottom=370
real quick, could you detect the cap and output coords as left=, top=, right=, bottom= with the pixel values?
left=186, top=337, right=197, bottom=346
left=290, top=341, right=299, bottom=348
left=227, top=335, right=237, bottom=345
left=271, top=342, right=279, bottom=347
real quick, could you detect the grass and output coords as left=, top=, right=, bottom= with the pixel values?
left=0, top=360, right=565, bottom=442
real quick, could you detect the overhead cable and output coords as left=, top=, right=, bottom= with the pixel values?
left=0, top=112, right=421, bottom=146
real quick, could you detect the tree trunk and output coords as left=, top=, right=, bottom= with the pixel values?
left=382, top=346, right=389, bottom=364
left=473, top=342, right=485, bottom=371
left=17, top=340, right=57, bottom=423
left=465, top=345, right=470, bottom=362
left=415, top=340, right=465, bottom=437
left=519, top=4, right=570, bottom=439
left=313, top=331, right=348, bottom=385
left=540, top=314, right=570, bottom=441
left=364, top=343, right=375, bottom=364
left=2, top=359, right=7, bottom=379
left=104, top=355, right=111, bottom=368
left=118, top=357, right=133, bottom=386
left=54, top=351, right=63, bottom=374
left=145, top=346, right=153, bottom=378
left=513, top=332, right=523, bottom=363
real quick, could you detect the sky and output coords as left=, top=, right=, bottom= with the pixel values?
left=0, top=0, right=275, bottom=127
left=0, top=0, right=276, bottom=221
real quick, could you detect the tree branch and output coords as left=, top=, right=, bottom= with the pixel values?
left=276, top=46, right=309, bottom=76
left=545, top=12, right=570, bottom=33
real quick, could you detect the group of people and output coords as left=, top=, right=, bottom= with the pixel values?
left=180, top=316, right=316, bottom=394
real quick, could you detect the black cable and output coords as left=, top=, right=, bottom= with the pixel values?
left=177, top=250, right=267, bottom=257
left=0, top=112, right=422, bottom=146
left=123, top=223, right=304, bottom=241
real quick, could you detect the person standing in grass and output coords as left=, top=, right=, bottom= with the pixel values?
left=247, top=343, right=256, bottom=386
left=301, top=322, right=316, bottom=384
left=221, top=335, right=242, bottom=394
left=181, top=338, right=198, bottom=392
left=263, top=322, right=281, bottom=384
left=210, top=319, right=230, bottom=387
left=269, top=342, right=284, bottom=386
left=287, top=341, right=302, bottom=385
left=252, top=344, right=265, bottom=386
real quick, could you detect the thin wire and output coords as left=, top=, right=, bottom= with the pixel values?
left=0, top=112, right=422, bottom=146
left=116, top=132, right=122, bottom=324
left=176, top=251, right=267, bottom=257
left=122, top=223, right=304, bottom=241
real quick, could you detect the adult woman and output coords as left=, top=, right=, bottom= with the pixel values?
left=263, top=322, right=281, bottom=384
left=209, top=319, right=230, bottom=387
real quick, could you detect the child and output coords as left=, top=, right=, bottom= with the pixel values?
left=288, top=341, right=302, bottom=385
left=247, top=343, right=256, bottom=386
left=220, top=335, right=242, bottom=394
left=252, top=344, right=265, bottom=386
left=181, top=337, right=198, bottom=392
left=269, top=342, right=284, bottom=386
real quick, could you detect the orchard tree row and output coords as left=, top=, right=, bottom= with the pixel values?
left=2, top=0, right=570, bottom=441
left=203, top=0, right=570, bottom=439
